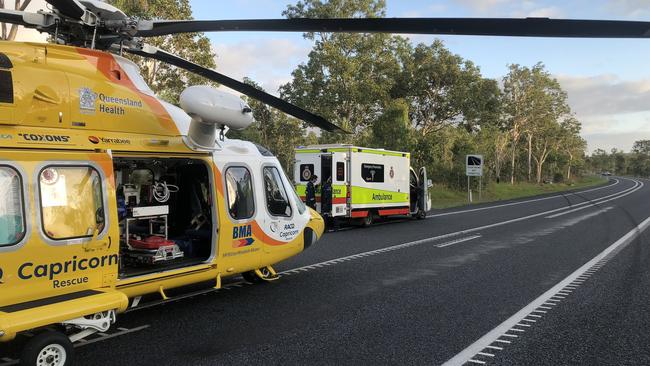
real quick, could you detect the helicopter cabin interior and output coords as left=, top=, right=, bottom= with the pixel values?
left=112, top=156, right=214, bottom=278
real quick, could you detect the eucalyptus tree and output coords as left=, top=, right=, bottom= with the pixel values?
left=280, top=0, right=400, bottom=140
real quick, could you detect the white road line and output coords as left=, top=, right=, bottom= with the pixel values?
left=545, top=181, right=641, bottom=219
left=424, top=180, right=637, bottom=241
left=544, top=179, right=641, bottom=220
left=435, top=235, right=482, bottom=248
left=468, top=360, right=486, bottom=364
left=478, top=352, right=495, bottom=357
left=494, top=339, right=511, bottom=344
left=442, top=215, right=650, bottom=366
left=74, top=325, right=151, bottom=347
left=281, top=234, right=483, bottom=275
left=485, top=346, right=503, bottom=350
left=279, top=179, right=639, bottom=279
left=426, top=179, right=618, bottom=219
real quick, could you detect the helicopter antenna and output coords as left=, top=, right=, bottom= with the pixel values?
left=90, top=22, right=97, bottom=49
left=53, top=18, right=59, bottom=42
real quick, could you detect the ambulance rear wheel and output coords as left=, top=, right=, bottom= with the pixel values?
left=21, top=330, right=73, bottom=366
left=362, top=212, right=374, bottom=227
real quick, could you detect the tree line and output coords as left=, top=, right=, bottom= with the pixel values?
left=107, top=0, right=589, bottom=188
left=588, top=141, right=650, bottom=177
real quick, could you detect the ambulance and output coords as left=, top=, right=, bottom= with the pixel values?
left=294, top=145, right=431, bottom=226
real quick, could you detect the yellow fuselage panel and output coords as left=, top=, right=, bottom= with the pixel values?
left=0, top=42, right=179, bottom=136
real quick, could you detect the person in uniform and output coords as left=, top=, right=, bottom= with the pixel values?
left=306, top=175, right=318, bottom=210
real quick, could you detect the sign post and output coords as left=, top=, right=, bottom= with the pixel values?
left=466, top=155, right=483, bottom=204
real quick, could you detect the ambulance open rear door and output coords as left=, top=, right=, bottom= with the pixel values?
left=331, top=151, right=348, bottom=217
left=419, top=167, right=431, bottom=214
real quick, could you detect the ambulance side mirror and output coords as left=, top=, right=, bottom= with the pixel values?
left=427, top=179, right=433, bottom=188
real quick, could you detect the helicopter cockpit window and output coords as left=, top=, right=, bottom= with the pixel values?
left=0, top=166, right=25, bottom=247
left=39, top=166, right=105, bottom=241
left=225, top=167, right=255, bottom=220
left=263, top=167, right=292, bottom=217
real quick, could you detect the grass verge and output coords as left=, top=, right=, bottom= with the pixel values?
left=430, top=175, right=608, bottom=209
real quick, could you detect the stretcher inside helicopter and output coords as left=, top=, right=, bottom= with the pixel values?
left=113, top=157, right=213, bottom=278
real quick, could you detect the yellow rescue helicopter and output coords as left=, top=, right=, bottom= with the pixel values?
left=0, top=0, right=648, bottom=364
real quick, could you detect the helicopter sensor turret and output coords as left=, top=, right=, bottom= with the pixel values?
left=180, top=85, right=254, bottom=150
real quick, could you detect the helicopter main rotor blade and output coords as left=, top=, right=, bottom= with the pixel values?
left=135, top=17, right=650, bottom=39
left=0, top=9, right=30, bottom=26
left=0, top=9, right=56, bottom=29
left=124, top=45, right=348, bottom=134
left=45, top=0, right=86, bottom=20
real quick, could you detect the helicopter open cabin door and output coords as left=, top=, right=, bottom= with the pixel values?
left=0, top=149, right=120, bottom=309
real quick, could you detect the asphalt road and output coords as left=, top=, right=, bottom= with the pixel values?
left=63, top=177, right=650, bottom=365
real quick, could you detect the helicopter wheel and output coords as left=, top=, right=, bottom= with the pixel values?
left=243, top=267, right=279, bottom=283
left=21, top=330, right=73, bottom=366
left=242, top=270, right=263, bottom=283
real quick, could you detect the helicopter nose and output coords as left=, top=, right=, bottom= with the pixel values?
left=304, top=208, right=325, bottom=250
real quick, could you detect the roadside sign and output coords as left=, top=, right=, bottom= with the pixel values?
left=466, top=155, right=483, bottom=177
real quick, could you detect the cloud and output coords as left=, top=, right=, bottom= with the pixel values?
left=452, top=0, right=566, bottom=17
left=557, top=74, right=650, bottom=117
left=453, top=0, right=514, bottom=13
left=519, top=6, right=565, bottom=17
left=213, top=38, right=310, bottom=95
left=554, top=74, right=650, bottom=151
left=606, top=0, right=650, bottom=18
left=584, top=131, right=650, bottom=153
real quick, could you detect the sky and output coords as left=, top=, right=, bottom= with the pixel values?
left=12, top=0, right=650, bottom=153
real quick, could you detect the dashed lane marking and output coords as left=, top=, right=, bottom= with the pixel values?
left=435, top=235, right=482, bottom=248
left=286, top=179, right=636, bottom=281
left=442, top=214, right=650, bottom=366
left=282, top=234, right=483, bottom=276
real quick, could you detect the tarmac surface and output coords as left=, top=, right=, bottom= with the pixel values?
left=29, top=177, right=650, bottom=365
